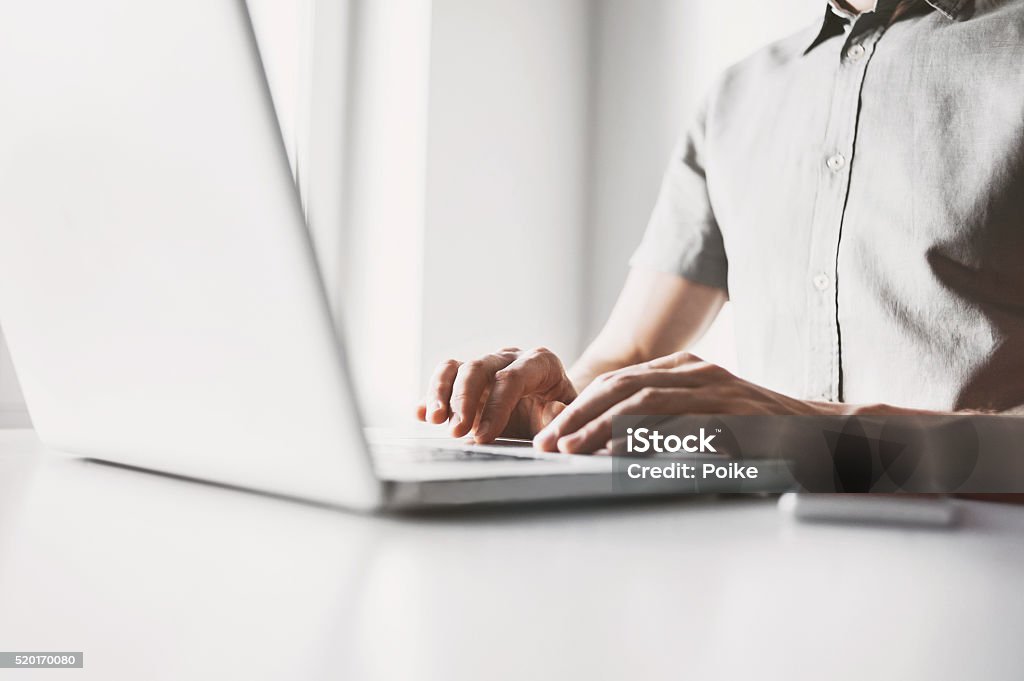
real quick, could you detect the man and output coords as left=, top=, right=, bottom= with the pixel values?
left=417, top=0, right=1024, bottom=457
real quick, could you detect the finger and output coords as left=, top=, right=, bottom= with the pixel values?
left=534, top=400, right=567, bottom=433
left=467, top=385, right=492, bottom=440
left=424, top=359, right=461, bottom=424
left=606, top=435, right=628, bottom=455
left=533, top=369, right=689, bottom=450
left=557, top=388, right=695, bottom=453
left=476, top=349, right=566, bottom=442
left=415, top=403, right=428, bottom=422
left=449, top=352, right=516, bottom=437
left=519, top=401, right=569, bottom=446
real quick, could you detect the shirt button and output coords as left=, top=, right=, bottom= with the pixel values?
left=847, top=43, right=866, bottom=61
left=813, top=273, right=831, bottom=291
left=826, top=153, right=846, bottom=172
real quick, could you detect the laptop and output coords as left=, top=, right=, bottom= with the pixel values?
left=0, top=0, right=782, bottom=510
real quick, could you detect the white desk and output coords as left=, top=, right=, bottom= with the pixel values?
left=0, top=429, right=1021, bottom=681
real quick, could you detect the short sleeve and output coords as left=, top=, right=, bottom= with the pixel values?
left=629, top=95, right=728, bottom=293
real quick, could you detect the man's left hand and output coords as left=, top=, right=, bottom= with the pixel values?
left=533, top=351, right=844, bottom=453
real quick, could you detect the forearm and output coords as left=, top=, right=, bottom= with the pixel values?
left=841, top=403, right=1018, bottom=417
left=823, top=403, right=1024, bottom=503
left=568, top=269, right=727, bottom=394
left=567, top=340, right=643, bottom=395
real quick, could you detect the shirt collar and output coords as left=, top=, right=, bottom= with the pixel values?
left=804, top=0, right=973, bottom=54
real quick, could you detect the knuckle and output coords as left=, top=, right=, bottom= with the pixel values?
left=493, top=368, right=520, bottom=385
left=694, top=361, right=728, bottom=379
left=432, top=359, right=460, bottom=379
left=525, top=346, right=555, bottom=363
left=463, top=359, right=486, bottom=373
left=635, top=387, right=660, bottom=405
left=606, top=372, right=638, bottom=391
left=720, top=382, right=744, bottom=399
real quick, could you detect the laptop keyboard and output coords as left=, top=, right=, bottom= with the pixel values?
left=372, top=443, right=553, bottom=464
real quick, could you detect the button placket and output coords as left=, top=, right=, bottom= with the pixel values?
left=803, top=25, right=884, bottom=403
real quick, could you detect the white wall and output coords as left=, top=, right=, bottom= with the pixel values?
left=585, top=0, right=696, bottom=344
left=340, top=0, right=433, bottom=426
left=419, top=0, right=590, bottom=386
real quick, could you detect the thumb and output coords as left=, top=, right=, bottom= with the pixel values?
left=535, top=400, right=568, bottom=432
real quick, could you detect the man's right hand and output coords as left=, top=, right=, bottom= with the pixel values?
left=416, top=347, right=577, bottom=443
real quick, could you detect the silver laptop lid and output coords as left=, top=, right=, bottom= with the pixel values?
left=0, top=0, right=383, bottom=509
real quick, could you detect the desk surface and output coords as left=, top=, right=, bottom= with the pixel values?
left=0, top=429, right=1022, bottom=681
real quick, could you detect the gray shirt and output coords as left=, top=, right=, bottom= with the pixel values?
left=631, top=0, right=1024, bottom=412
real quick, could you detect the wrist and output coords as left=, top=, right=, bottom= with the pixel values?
left=802, top=400, right=896, bottom=416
